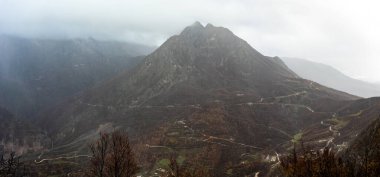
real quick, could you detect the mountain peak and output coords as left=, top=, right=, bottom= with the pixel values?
left=205, top=23, right=215, bottom=28
left=178, top=22, right=236, bottom=44
left=192, top=21, right=204, bottom=27
left=180, top=21, right=205, bottom=37
left=142, top=22, right=300, bottom=90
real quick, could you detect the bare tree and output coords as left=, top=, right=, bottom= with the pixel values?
left=88, top=133, right=109, bottom=177
left=86, top=130, right=138, bottom=177
left=0, top=151, right=31, bottom=177
left=105, top=130, right=138, bottom=177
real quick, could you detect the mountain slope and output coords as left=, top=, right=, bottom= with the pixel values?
left=0, top=106, right=49, bottom=155
left=345, top=110, right=380, bottom=165
left=0, top=35, right=154, bottom=119
left=282, top=57, right=380, bottom=98
left=67, top=23, right=355, bottom=108
left=40, top=22, right=360, bottom=175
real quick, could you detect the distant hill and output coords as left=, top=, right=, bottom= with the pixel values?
left=0, top=35, right=154, bottom=119
left=282, top=57, right=380, bottom=98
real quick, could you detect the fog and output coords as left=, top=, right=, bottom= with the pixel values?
left=1, top=0, right=379, bottom=82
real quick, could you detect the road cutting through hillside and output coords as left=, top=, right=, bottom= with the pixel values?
left=158, top=119, right=262, bottom=150
left=78, top=89, right=316, bottom=114
left=34, top=154, right=91, bottom=164
left=200, top=134, right=263, bottom=149
left=39, top=89, right=331, bottom=165
left=271, top=91, right=307, bottom=100
left=73, top=90, right=328, bottom=163
left=179, top=119, right=264, bottom=149
left=182, top=120, right=263, bottom=149
left=318, top=113, right=341, bottom=148
left=76, top=90, right=319, bottom=153
left=258, top=90, right=307, bottom=103
left=145, top=144, right=172, bottom=149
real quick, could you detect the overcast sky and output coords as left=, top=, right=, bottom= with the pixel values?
left=1, top=0, right=379, bottom=83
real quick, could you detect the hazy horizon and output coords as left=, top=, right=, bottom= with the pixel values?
left=1, top=0, right=379, bottom=83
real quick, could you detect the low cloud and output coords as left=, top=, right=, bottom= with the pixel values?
left=0, top=0, right=379, bottom=82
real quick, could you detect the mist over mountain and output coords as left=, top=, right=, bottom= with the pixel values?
left=1, top=0, right=380, bottom=176
left=32, top=23, right=380, bottom=176
left=282, top=57, right=380, bottom=98
left=0, top=16, right=379, bottom=176
left=0, top=35, right=154, bottom=119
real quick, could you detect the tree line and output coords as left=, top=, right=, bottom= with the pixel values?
left=3, top=128, right=380, bottom=177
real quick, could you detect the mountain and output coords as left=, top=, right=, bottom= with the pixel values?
left=298, top=97, right=380, bottom=152
left=37, top=22, right=368, bottom=175
left=282, top=57, right=380, bottom=98
left=344, top=111, right=380, bottom=166
left=0, top=35, right=154, bottom=119
left=0, top=106, right=49, bottom=155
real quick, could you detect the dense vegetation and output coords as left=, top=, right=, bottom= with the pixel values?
left=280, top=147, right=380, bottom=177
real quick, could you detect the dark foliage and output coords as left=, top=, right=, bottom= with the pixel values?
left=0, top=151, right=32, bottom=177
left=280, top=145, right=380, bottom=177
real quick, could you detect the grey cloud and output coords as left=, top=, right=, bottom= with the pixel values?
left=0, top=0, right=379, bottom=82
